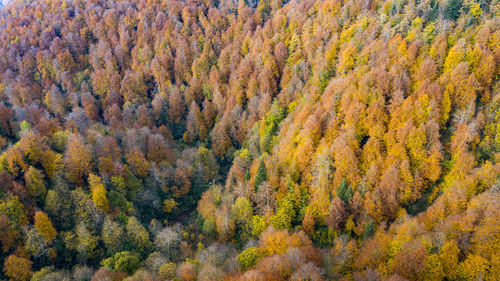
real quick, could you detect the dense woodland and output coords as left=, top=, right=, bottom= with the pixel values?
left=0, top=0, right=498, bottom=280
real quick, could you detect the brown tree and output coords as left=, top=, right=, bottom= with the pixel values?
left=64, top=134, right=92, bottom=185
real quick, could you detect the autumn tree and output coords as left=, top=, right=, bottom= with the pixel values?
left=168, top=86, right=185, bottom=123
left=326, top=197, right=346, bottom=232
left=34, top=211, right=57, bottom=243
left=24, top=166, right=47, bottom=199
left=4, top=255, right=33, bottom=281
left=64, top=134, right=92, bottom=185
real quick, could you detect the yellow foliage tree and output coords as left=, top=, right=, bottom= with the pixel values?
left=439, top=240, right=460, bottom=280
left=34, top=211, right=57, bottom=243
left=89, top=174, right=110, bottom=213
left=3, top=255, right=32, bottom=281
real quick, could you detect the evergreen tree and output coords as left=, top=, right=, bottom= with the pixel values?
left=337, top=178, right=353, bottom=204
left=363, top=220, right=375, bottom=240
left=254, top=160, right=267, bottom=190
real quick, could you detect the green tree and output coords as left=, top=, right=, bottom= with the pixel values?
left=238, top=247, right=260, bottom=271
left=254, top=160, right=267, bottom=190
left=363, top=220, right=375, bottom=240
left=101, top=251, right=141, bottom=274
left=19, top=120, right=31, bottom=136
left=270, top=199, right=295, bottom=230
left=231, top=197, right=253, bottom=239
left=231, top=197, right=253, bottom=226
left=260, top=101, right=285, bottom=153
left=251, top=215, right=267, bottom=238
left=444, top=0, right=463, bottom=20
left=337, top=178, right=353, bottom=203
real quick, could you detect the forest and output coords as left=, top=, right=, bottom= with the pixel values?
left=0, top=0, right=498, bottom=280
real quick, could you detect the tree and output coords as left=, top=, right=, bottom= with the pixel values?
left=260, top=101, right=285, bottom=153
left=270, top=198, right=295, bottom=230
left=210, top=119, right=232, bottom=159
left=168, top=87, right=185, bottom=123
left=44, top=85, right=67, bottom=117
left=81, top=92, right=99, bottom=121
left=89, top=174, right=110, bottom=212
left=258, top=229, right=311, bottom=257
left=74, top=221, right=99, bottom=261
left=25, top=227, right=48, bottom=257
left=0, top=195, right=28, bottom=228
left=469, top=2, right=483, bottom=19
left=0, top=213, right=19, bottom=253
left=238, top=247, right=260, bottom=271
left=215, top=204, right=236, bottom=241
left=159, top=263, right=176, bottom=280
left=64, top=134, right=92, bottom=185
left=326, top=197, right=346, bottom=232
left=184, top=102, right=201, bottom=143
left=444, top=0, right=463, bottom=20
left=177, top=261, right=197, bottom=281
left=458, top=254, right=489, bottom=281
left=101, top=251, right=141, bottom=275
left=147, top=134, right=173, bottom=164
left=0, top=104, right=14, bottom=138
left=126, top=149, right=150, bottom=179
left=198, top=146, right=219, bottom=182
left=363, top=220, right=375, bottom=240
left=3, top=255, right=33, bottom=281
left=163, top=198, right=178, bottom=213
left=393, top=241, right=427, bottom=280
left=126, top=216, right=151, bottom=254
left=197, top=265, right=223, bottom=281
left=34, top=211, right=57, bottom=243
left=337, top=179, right=353, bottom=204
left=91, top=268, right=127, bottom=281
left=24, top=166, right=46, bottom=199
left=422, top=254, right=445, bottom=281
left=154, top=227, right=181, bottom=259
left=251, top=215, right=267, bottom=238
left=253, top=182, right=276, bottom=216
left=231, top=197, right=253, bottom=226
left=19, top=121, right=31, bottom=136
left=254, top=160, right=267, bottom=190
left=102, top=217, right=124, bottom=254
left=439, top=240, right=460, bottom=280
left=41, top=150, right=63, bottom=180
left=290, top=263, right=325, bottom=281
left=120, top=71, right=148, bottom=104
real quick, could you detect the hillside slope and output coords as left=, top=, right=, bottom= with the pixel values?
left=0, top=0, right=498, bottom=280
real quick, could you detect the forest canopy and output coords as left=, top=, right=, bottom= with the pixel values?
left=0, top=0, right=499, bottom=280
